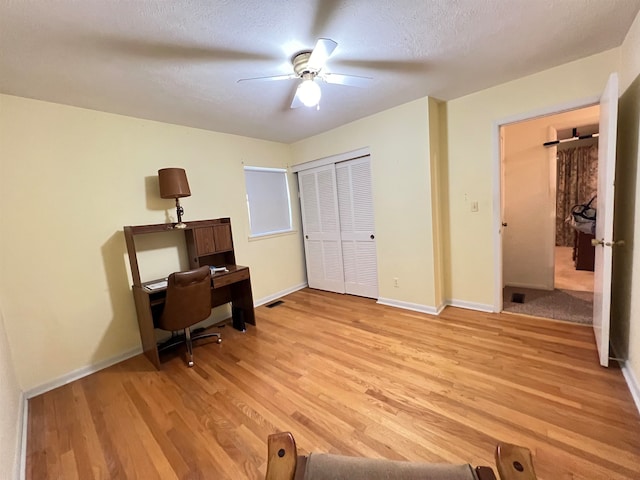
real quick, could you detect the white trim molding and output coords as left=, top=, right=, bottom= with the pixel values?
left=25, top=346, right=143, bottom=399
left=446, top=299, right=496, bottom=313
left=491, top=95, right=601, bottom=312
left=291, top=147, right=370, bottom=173
left=504, top=282, right=554, bottom=291
left=19, top=393, right=27, bottom=480
left=377, top=298, right=441, bottom=316
left=23, top=283, right=309, bottom=399
left=621, top=362, right=640, bottom=414
left=254, top=283, right=308, bottom=307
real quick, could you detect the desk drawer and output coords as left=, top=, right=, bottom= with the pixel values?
left=213, top=268, right=249, bottom=288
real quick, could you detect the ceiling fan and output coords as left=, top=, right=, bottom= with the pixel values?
left=237, top=38, right=373, bottom=109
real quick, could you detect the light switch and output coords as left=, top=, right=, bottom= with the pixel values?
left=471, top=201, right=479, bottom=212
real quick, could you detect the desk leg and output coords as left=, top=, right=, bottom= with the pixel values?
left=230, top=278, right=256, bottom=326
left=133, top=286, right=161, bottom=369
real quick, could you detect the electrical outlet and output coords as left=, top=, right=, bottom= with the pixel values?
left=393, top=277, right=399, bottom=288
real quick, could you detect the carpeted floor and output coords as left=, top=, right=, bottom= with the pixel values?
left=503, top=285, right=593, bottom=325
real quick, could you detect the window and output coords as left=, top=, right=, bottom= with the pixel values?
left=244, top=166, right=293, bottom=237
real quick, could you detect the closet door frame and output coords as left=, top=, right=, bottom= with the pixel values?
left=294, top=148, right=379, bottom=299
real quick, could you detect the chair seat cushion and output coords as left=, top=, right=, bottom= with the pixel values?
left=304, top=453, right=478, bottom=480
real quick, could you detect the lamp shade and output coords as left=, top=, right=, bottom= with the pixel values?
left=158, top=168, right=191, bottom=199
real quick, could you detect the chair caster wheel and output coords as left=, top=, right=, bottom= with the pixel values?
left=188, top=360, right=194, bottom=367
left=217, top=338, right=222, bottom=344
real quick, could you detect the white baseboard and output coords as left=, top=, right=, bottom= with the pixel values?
left=504, top=282, right=553, bottom=291
left=25, top=345, right=142, bottom=399
left=19, top=393, right=27, bottom=480
left=22, top=283, right=309, bottom=399
left=621, top=361, right=640, bottom=415
left=254, top=283, right=307, bottom=307
left=434, top=303, right=446, bottom=315
left=377, top=298, right=440, bottom=316
left=446, top=299, right=496, bottom=313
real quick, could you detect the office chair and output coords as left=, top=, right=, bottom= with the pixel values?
left=265, top=432, right=537, bottom=480
left=157, top=265, right=222, bottom=367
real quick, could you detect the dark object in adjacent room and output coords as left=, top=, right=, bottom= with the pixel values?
left=511, top=292, right=526, bottom=304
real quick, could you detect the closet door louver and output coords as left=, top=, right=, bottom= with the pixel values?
left=298, top=165, right=346, bottom=293
left=336, top=157, right=378, bottom=298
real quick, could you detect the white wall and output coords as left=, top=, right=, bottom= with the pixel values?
left=291, top=98, right=440, bottom=311
left=612, top=9, right=640, bottom=404
left=443, top=48, right=620, bottom=308
left=0, top=307, right=23, bottom=480
left=502, top=107, right=599, bottom=290
left=0, top=95, right=307, bottom=391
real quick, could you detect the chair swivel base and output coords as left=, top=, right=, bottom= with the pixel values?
left=158, top=329, right=222, bottom=367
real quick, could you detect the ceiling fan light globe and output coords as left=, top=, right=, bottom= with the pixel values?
left=298, top=79, right=321, bottom=107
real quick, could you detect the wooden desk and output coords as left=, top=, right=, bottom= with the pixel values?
left=124, top=218, right=255, bottom=369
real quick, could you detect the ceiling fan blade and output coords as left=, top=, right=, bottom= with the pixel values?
left=333, top=59, right=429, bottom=74
left=75, top=34, right=277, bottom=63
left=311, top=0, right=345, bottom=38
left=321, top=73, right=373, bottom=88
left=307, top=38, right=338, bottom=72
left=237, top=74, right=297, bottom=83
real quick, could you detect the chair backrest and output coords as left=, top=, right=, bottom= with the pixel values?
left=303, top=453, right=478, bottom=480
left=158, top=266, right=212, bottom=331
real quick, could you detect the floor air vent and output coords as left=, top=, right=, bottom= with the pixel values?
left=511, top=293, right=526, bottom=304
left=266, top=300, right=284, bottom=308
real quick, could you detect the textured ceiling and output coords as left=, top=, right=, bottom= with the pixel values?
left=1, top=0, right=639, bottom=143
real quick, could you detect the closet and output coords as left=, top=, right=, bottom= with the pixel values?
left=297, top=156, right=378, bottom=298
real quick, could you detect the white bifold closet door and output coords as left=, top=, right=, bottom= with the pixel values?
left=336, top=158, right=378, bottom=298
left=298, top=156, right=378, bottom=298
left=299, top=164, right=346, bottom=294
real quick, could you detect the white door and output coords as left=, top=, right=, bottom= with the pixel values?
left=298, top=165, right=345, bottom=294
left=336, top=157, right=378, bottom=298
left=593, top=73, right=619, bottom=367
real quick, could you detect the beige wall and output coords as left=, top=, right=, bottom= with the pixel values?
left=0, top=94, right=306, bottom=390
left=428, top=98, right=445, bottom=308
left=444, top=48, right=620, bottom=307
left=502, top=107, right=599, bottom=290
left=1, top=9, right=638, bottom=409
left=0, top=308, right=22, bottom=480
left=291, top=98, right=439, bottom=309
left=612, top=10, right=640, bottom=397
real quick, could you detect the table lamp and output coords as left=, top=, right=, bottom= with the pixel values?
left=158, top=168, right=191, bottom=229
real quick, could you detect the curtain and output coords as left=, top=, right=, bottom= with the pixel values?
left=556, top=144, right=598, bottom=246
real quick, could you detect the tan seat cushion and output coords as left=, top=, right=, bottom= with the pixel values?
left=304, top=453, right=478, bottom=480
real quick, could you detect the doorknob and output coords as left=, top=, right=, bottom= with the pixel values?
left=502, top=222, right=508, bottom=227
left=591, top=238, right=625, bottom=247
left=370, top=234, right=375, bottom=239
left=305, top=235, right=309, bottom=239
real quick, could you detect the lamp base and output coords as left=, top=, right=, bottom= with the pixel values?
left=173, top=199, right=187, bottom=229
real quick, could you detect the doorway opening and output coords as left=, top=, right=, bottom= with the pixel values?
left=500, top=105, right=599, bottom=324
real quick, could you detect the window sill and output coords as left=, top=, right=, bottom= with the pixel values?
left=248, top=230, right=298, bottom=242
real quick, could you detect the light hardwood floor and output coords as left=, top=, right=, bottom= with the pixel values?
left=27, top=289, right=640, bottom=479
